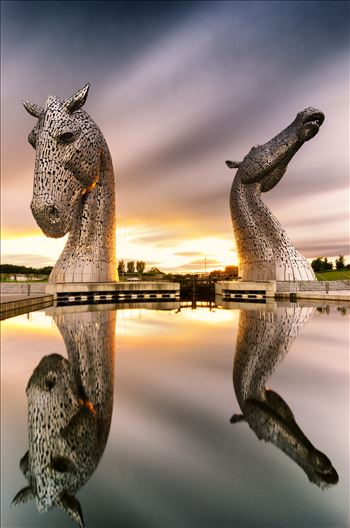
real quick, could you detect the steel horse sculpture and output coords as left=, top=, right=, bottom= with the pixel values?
left=230, top=304, right=338, bottom=489
left=226, top=107, right=325, bottom=281
left=23, top=84, right=117, bottom=283
left=12, top=309, right=116, bottom=527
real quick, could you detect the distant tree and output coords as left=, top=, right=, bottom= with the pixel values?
left=311, top=258, right=323, bottom=272
left=136, top=260, right=145, bottom=274
left=311, top=257, right=333, bottom=272
left=118, top=259, right=125, bottom=274
left=224, top=265, right=238, bottom=277
left=39, top=266, right=53, bottom=275
left=335, top=255, right=345, bottom=270
left=208, top=266, right=238, bottom=280
left=323, top=257, right=333, bottom=271
left=127, top=260, right=135, bottom=273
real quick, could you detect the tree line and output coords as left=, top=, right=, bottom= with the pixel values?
left=1, top=258, right=347, bottom=277
left=311, top=255, right=348, bottom=272
left=117, top=260, right=162, bottom=275
left=0, top=264, right=53, bottom=275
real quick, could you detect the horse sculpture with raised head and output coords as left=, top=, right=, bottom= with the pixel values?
left=23, top=84, right=117, bottom=283
left=226, top=107, right=325, bottom=281
left=230, top=304, right=338, bottom=489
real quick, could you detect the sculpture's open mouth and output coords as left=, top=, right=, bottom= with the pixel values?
left=33, top=215, right=68, bottom=238
left=299, top=111, right=325, bottom=141
left=40, top=222, right=68, bottom=238
left=315, top=466, right=339, bottom=485
left=303, top=112, right=324, bottom=130
left=308, top=448, right=339, bottom=486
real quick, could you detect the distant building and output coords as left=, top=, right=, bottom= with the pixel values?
left=10, top=274, right=27, bottom=281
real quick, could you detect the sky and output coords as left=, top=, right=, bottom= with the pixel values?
left=1, top=0, right=349, bottom=272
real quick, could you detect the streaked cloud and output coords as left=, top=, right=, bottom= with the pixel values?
left=1, top=1, right=349, bottom=269
left=174, top=258, right=223, bottom=272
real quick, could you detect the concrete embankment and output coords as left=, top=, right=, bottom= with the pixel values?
left=0, top=281, right=180, bottom=319
left=1, top=283, right=53, bottom=319
left=216, top=279, right=350, bottom=303
left=1, top=294, right=53, bottom=320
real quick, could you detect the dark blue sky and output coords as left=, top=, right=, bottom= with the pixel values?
left=1, top=1, right=349, bottom=268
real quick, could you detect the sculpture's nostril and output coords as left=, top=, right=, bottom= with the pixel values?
left=44, top=372, right=57, bottom=391
left=48, top=206, right=60, bottom=220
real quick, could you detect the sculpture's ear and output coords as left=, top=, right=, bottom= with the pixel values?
left=225, top=160, right=241, bottom=169
left=230, top=413, right=245, bottom=423
left=22, top=101, right=44, bottom=118
left=19, top=451, right=29, bottom=477
left=265, top=389, right=295, bottom=423
left=65, top=84, right=90, bottom=113
left=56, top=492, right=84, bottom=528
left=12, top=486, right=35, bottom=506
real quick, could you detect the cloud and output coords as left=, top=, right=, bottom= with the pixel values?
left=1, top=254, right=56, bottom=267
left=174, top=251, right=205, bottom=257
left=302, top=244, right=350, bottom=259
left=171, top=258, right=223, bottom=272
left=286, top=211, right=348, bottom=230
left=1, top=1, right=349, bottom=266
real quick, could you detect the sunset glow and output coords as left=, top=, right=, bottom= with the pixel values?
left=1, top=310, right=58, bottom=336
left=1, top=227, right=238, bottom=272
left=1, top=2, right=349, bottom=272
left=180, top=306, right=237, bottom=324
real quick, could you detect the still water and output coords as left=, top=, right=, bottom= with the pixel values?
left=1, top=300, right=349, bottom=528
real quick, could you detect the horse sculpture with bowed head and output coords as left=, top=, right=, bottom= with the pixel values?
left=12, top=309, right=116, bottom=528
left=23, top=84, right=117, bottom=283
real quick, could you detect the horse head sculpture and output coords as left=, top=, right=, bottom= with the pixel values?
left=231, top=304, right=338, bottom=489
left=227, top=107, right=325, bottom=281
left=23, top=84, right=117, bottom=283
left=12, top=309, right=116, bottom=527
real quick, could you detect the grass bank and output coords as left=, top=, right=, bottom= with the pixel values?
left=316, top=270, right=350, bottom=281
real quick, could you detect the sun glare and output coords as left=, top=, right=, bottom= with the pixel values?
left=2, top=227, right=237, bottom=272
left=2, top=311, right=58, bottom=335
left=181, top=307, right=237, bottom=324
left=1, top=233, right=67, bottom=266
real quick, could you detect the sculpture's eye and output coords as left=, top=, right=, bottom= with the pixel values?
left=52, top=456, right=76, bottom=473
left=44, top=371, right=57, bottom=391
left=59, top=132, right=75, bottom=144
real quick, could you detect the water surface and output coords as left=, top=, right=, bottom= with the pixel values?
left=1, top=301, right=348, bottom=527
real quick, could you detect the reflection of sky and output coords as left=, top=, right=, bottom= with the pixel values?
left=1, top=1, right=349, bottom=271
left=1, top=304, right=349, bottom=527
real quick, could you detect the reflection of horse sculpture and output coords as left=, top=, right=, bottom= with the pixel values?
left=12, top=309, right=116, bottom=527
left=231, top=304, right=339, bottom=489
left=23, top=84, right=117, bottom=283
left=226, top=107, right=324, bottom=281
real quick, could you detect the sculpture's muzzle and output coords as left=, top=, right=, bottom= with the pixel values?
left=30, top=198, right=66, bottom=238
left=236, top=107, right=325, bottom=186
left=297, top=107, right=325, bottom=142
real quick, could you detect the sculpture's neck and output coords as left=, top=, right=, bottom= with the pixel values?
left=230, top=176, right=315, bottom=281
left=51, top=149, right=117, bottom=283
left=233, top=309, right=281, bottom=407
left=232, top=177, right=290, bottom=261
left=233, top=306, right=314, bottom=407
left=69, top=151, right=115, bottom=259
left=55, top=310, right=116, bottom=449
